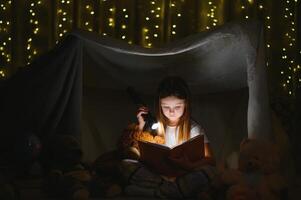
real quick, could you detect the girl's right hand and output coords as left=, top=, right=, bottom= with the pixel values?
left=136, top=106, right=149, bottom=131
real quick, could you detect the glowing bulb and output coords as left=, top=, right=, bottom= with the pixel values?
left=151, top=123, right=159, bottom=130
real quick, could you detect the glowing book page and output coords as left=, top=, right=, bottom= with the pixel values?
left=138, top=134, right=204, bottom=177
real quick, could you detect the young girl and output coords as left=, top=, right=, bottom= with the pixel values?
left=120, top=76, right=216, bottom=198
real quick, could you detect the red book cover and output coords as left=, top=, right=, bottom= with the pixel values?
left=138, top=134, right=204, bottom=177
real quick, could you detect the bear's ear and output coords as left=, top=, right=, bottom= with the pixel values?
left=240, top=137, right=251, bottom=149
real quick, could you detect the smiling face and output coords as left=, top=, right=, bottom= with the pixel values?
left=160, top=96, right=185, bottom=126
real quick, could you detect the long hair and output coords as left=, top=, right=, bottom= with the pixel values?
left=155, top=76, right=191, bottom=144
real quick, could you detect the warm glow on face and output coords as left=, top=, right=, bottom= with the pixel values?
left=160, top=96, right=185, bottom=125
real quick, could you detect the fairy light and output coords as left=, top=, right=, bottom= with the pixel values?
left=119, top=7, right=131, bottom=42
left=279, top=0, right=299, bottom=96
left=56, top=0, right=73, bottom=41
left=0, top=69, right=5, bottom=77
left=0, top=0, right=12, bottom=78
left=100, top=0, right=116, bottom=37
left=168, top=1, right=179, bottom=40
left=0, top=0, right=299, bottom=91
left=82, top=1, right=94, bottom=32
left=205, top=1, right=219, bottom=30
left=140, top=0, right=164, bottom=47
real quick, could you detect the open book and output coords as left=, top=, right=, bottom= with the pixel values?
left=138, top=134, right=204, bottom=177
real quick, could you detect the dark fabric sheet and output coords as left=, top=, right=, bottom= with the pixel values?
left=0, top=20, right=271, bottom=162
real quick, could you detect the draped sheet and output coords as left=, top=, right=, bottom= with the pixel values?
left=0, top=20, right=271, bottom=162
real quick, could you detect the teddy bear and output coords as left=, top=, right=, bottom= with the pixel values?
left=80, top=123, right=165, bottom=198
left=41, top=134, right=92, bottom=200
left=117, top=123, right=165, bottom=160
left=239, top=138, right=288, bottom=200
left=216, top=138, right=288, bottom=200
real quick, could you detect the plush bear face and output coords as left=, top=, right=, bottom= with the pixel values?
left=238, top=139, right=280, bottom=175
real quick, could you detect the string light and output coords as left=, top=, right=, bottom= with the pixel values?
left=279, top=0, right=299, bottom=96
left=100, top=0, right=116, bottom=37
left=205, top=1, right=219, bottom=30
left=140, top=0, right=164, bottom=47
left=119, top=6, right=130, bottom=42
left=25, top=0, right=44, bottom=65
left=0, top=0, right=12, bottom=79
left=56, top=0, right=73, bottom=41
left=82, top=0, right=94, bottom=32
left=0, top=0, right=299, bottom=95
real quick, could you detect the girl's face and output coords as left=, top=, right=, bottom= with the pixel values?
left=160, top=96, right=185, bottom=125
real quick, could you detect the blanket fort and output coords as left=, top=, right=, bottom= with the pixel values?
left=0, top=20, right=271, bottom=163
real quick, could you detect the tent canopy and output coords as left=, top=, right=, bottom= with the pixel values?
left=0, top=20, right=271, bottom=162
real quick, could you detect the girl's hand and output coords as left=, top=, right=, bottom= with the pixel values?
left=136, top=106, right=149, bottom=131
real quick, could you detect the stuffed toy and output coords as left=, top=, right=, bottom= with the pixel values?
left=118, top=123, right=165, bottom=160
left=42, top=134, right=91, bottom=200
left=90, top=150, right=123, bottom=198
left=87, top=123, right=165, bottom=198
left=240, top=138, right=288, bottom=198
left=216, top=138, right=288, bottom=200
